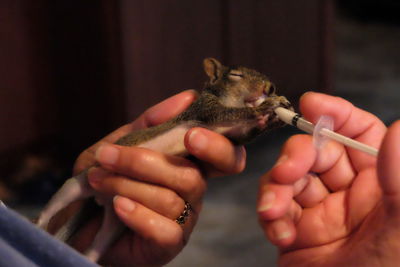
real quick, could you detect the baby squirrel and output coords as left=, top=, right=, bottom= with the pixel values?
left=36, top=58, right=292, bottom=262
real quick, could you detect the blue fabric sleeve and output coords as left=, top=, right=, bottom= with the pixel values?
left=0, top=204, right=97, bottom=267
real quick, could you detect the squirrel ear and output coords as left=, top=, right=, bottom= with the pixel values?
left=203, top=58, right=223, bottom=84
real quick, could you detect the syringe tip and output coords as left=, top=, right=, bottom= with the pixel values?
left=274, top=107, right=297, bottom=126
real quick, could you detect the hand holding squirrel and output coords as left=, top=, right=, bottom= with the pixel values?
left=37, top=58, right=292, bottom=263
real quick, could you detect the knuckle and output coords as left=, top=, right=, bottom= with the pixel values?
left=111, top=176, right=129, bottom=193
left=127, top=148, right=157, bottom=174
left=162, top=191, right=184, bottom=215
left=286, top=134, right=312, bottom=148
left=101, top=175, right=127, bottom=195
left=178, top=167, right=205, bottom=197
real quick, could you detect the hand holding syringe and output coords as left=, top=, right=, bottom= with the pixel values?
left=274, top=107, right=379, bottom=157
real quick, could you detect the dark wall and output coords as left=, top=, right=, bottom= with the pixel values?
left=0, top=1, right=124, bottom=156
left=121, top=0, right=334, bottom=119
left=0, top=1, right=55, bottom=153
left=337, top=0, right=400, bottom=25
left=46, top=1, right=125, bottom=151
left=0, top=1, right=124, bottom=201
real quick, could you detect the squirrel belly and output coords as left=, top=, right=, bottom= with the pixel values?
left=137, top=119, right=265, bottom=155
left=137, top=122, right=198, bottom=156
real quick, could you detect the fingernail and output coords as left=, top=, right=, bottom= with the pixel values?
left=114, top=196, right=136, bottom=215
left=235, top=146, right=247, bottom=171
left=95, top=145, right=120, bottom=165
left=299, top=91, right=314, bottom=102
left=274, top=220, right=291, bottom=240
left=183, top=89, right=199, bottom=97
left=273, top=154, right=288, bottom=168
left=188, top=129, right=208, bottom=152
left=87, top=167, right=107, bottom=186
left=258, top=191, right=275, bottom=212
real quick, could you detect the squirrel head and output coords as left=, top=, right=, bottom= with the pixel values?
left=203, top=58, right=282, bottom=108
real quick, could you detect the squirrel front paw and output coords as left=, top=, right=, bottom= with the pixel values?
left=256, top=114, right=270, bottom=128
left=254, top=100, right=272, bottom=115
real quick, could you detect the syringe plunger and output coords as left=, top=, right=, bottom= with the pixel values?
left=274, top=107, right=378, bottom=157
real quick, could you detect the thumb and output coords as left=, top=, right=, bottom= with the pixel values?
left=378, top=120, right=400, bottom=213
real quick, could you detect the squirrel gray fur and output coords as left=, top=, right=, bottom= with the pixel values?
left=36, top=58, right=292, bottom=262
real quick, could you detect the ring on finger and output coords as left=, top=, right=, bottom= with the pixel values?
left=175, top=201, right=193, bottom=225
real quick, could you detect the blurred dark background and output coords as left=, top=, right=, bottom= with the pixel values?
left=0, top=0, right=399, bottom=266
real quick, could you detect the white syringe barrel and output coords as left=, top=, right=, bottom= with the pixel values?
left=274, top=107, right=314, bottom=134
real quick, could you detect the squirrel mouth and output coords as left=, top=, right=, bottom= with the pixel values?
left=245, top=93, right=267, bottom=107
left=245, top=92, right=293, bottom=128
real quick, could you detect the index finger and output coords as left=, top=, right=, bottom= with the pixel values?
left=300, top=92, right=386, bottom=170
left=74, top=90, right=197, bottom=173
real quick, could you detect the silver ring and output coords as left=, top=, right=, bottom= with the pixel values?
left=175, top=202, right=192, bottom=225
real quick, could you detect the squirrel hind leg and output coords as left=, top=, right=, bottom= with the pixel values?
left=84, top=204, right=124, bottom=262
left=37, top=170, right=94, bottom=230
